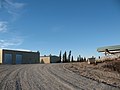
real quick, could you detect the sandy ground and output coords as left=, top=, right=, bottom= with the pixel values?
left=0, top=63, right=119, bottom=90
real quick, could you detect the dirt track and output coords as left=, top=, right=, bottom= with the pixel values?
left=0, top=64, right=119, bottom=90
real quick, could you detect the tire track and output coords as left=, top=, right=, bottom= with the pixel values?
left=0, top=64, right=120, bottom=90
left=42, top=65, right=81, bottom=90
left=36, top=64, right=73, bottom=90
left=0, top=65, right=25, bottom=90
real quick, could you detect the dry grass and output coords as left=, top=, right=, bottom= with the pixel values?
left=103, top=60, right=120, bottom=73
left=65, top=61, right=120, bottom=88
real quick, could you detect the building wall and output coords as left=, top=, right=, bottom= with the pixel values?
left=21, top=52, right=40, bottom=64
left=0, top=49, right=2, bottom=64
left=2, top=49, right=40, bottom=64
left=40, top=56, right=60, bottom=63
left=50, top=56, right=60, bottom=63
left=40, top=56, right=50, bottom=64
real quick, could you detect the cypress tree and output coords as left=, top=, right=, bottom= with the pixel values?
left=63, top=53, right=65, bottom=63
left=71, top=56, right=74, bottom=62
left=64, top=51, right=67, bottom=62
left=77, top=57, right=79, bottom=62
left=59, top=51, right=62, bottom=63
left=83, top=57, right=86, bottom=62
left=68, top=50, right=71, bottom=62
left=79, top=55, right=81, bottom=62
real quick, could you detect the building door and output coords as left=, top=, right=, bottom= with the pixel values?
left=4, top=54, right=12, bottom=64
left=16, top=54, right=22, bottom=64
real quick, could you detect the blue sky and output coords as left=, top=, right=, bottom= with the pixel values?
left=0, top=0, right=120, bottom=58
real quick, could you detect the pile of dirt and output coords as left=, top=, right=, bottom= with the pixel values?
left=102, top=60, right=120, bottom=73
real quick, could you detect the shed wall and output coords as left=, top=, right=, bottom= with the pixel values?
left=2, top=50, right=40, bottom=64
left=40, top=57, right=50, bottom=63
left=50, top=56, right=60, bottom=63
left=0, top=49, right=2, bottom=64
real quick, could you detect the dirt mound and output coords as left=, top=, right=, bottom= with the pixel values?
left=103, top=60, right=120, bottom=73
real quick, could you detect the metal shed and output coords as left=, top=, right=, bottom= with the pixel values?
left=0, top=49, right=40, bottom=64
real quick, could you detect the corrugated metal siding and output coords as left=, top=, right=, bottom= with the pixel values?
left=16, top=54, right=22, bottom=64
left=4, top=54, right=12, bottom=64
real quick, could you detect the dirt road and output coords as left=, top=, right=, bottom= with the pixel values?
left=0, top=64, right=119, bottom=90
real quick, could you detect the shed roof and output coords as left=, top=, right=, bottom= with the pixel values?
left=97, top=45, right=120, bottom=52
left=0, top=48, right=38, bottom=53
left=40, top=55, right=58, bottom=57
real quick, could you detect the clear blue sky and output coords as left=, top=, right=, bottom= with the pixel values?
left=0, top=0, right=120, bottom=58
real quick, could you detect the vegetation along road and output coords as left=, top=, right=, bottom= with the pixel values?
left=0, top=64, right=119, bottom=90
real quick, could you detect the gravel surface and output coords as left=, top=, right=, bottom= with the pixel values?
left=0, top=64, right=119, bottom=90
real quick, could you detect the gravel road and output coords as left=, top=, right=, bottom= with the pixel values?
left=0, top=64, right=119, bottom=90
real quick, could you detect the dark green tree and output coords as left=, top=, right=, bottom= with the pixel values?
left=64, top=51, right=67, bottom=62
left=59, top=51, right=62, bottom=63
left=80, top=57, right=83, bottom=62
left=79, top=55, right=81, bottom=62
left=71, top=56, right=74, bottom=62
left=68, top=50, right=71, bottom=62
left=63, top=53, right=65, bottom=63
left=77, top=57, right=79, bottom=62
left=83, top=57, right=86, bottom=62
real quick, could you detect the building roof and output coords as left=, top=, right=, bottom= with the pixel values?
left=0, top=48, right=39, bottom=53
left=97, top=45, right=120, bottom=52
left=40, top=55, right=58, bottom=57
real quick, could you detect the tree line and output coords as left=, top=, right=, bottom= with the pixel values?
left=59, top=51, right=86, bottom=63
